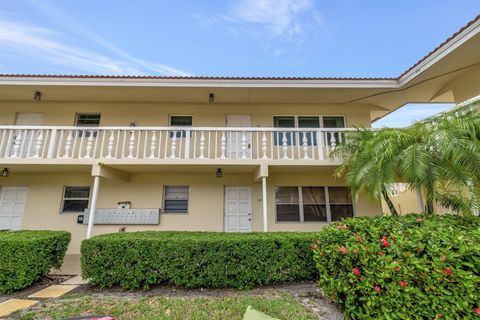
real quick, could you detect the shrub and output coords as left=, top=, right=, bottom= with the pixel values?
left=312, top=214, right=480, bottom=319
left=0, top=230, right=71, bottom=293
left=81, top=231, right=317, bottom=290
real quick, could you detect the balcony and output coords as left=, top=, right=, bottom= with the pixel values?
left=0, top=126, right=351, bottom=164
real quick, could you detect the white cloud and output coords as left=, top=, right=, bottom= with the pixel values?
left=0, top=19, right=147, bottom=75
left=26, top=0, right=191, bottom=76
left=227, top=0, right=322, bottom=38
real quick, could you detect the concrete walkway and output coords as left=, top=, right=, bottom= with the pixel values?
left=0, top=276, right=86, bottom=318
left=50, top=254, right=81, bottom=275
left=0, top=255, right=84, bottom=318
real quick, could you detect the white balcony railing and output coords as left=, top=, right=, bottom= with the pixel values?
left=0, top=126, right=352, bottom=161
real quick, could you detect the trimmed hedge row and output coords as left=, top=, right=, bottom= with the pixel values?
left=0, top=230, right=71, bottom=293
left=81, top=231, right=317, bottom=290
left=312, top=214, right=480, bottom=319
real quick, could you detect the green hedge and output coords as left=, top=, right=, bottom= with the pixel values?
left=312, top=214, right=480, bottom=319
left=0, top=230, right=71, bottom=293
left=81, top=232, right=317, bottom=290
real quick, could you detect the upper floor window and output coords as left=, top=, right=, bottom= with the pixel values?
left=75, top=113, right=101, bottom=127
left=275, top=186, right=353, bottom=223
left=273, top=116, right=345, bottom=145
left=170, top=115, right=192, bottom=138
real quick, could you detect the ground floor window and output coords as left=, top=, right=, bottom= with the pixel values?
left=163, top=186, right=189, bottom=213
left=61, top=186, right=90, bottom=213
left=275, top=186, right=353, bottom=222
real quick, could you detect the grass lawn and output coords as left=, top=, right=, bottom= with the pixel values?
left=17, top=293, right=316, bottom=320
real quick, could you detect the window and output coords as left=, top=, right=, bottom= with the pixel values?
left=275, top=187, right=300, bottom=221
left=163, top=186, right=189, bottom=213
left=302, top=187, right=327, bottom=221
left=61, top=186, right=90, bottom=213
left=75, top=113, right=100, bottom=137
left=275, top=186, right=353, bottom=223
left=170, top=115, right=192, bottom=138
left=75, top=113, right=101, bottom=126
left=328, top=187, right=354, bottom=221
left=273, top=116, right=345, bottom=146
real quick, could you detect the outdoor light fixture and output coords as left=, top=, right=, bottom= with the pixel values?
left=33, top=91, right=42, bottom=101
left=0, top=168, right=9, bottom=177
left=209, top=93, right=215, bottom=103
left=216, top=168, right=223, bottom=178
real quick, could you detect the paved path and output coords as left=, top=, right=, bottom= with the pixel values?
left=0, top=276, right=86, bottom=318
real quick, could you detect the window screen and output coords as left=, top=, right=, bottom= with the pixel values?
left=274, top=116, right=295, bottom=146
left=61, top=186, right=90, bottom=213
left=170, top=116, right=192, bottom=138
left=164, top=186, right=189, bottom=213
left=75, top=114, right=101, bottom=126
left=275, top=186, right=300, bottom=221
left=302, top=187, right=327, bottom=221
left=328, top=187, right=354, bottom=221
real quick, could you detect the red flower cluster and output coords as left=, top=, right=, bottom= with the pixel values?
left=312, top=245, right=318, bottom=251
left=373, top=286, right=381, bottom=293
left=354, top=233, right=364, bottom=244
left=473, top=307, right=480, bottom=315
left=339, top=246, right=347, bottom=254
left=443, top=268, right=453, bottom=276
left=352, top=268, right=361, bottom=276
left=377, top=251, right=383, bottom=256
left=381, top=236, right=390, bottom=248
left=399, top=280, right=408, bottom=287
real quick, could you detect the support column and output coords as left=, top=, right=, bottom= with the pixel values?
left=262, top=176, right=268, bottom=232
left=86, top=175, right=101, bottom=239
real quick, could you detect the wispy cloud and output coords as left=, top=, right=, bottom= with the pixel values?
left=26, top=0, right=191, bottom=76
left=227, top=0, right=321, bottom=37
left=0, top=0, right=191, bottom=76
left=195, top=0, right=323, bottom=45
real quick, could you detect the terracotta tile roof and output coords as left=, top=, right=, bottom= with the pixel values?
left=0, top=14, right=478, bottom=82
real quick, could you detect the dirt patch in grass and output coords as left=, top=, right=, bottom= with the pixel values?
left=12, top=282, right=342, bottom=320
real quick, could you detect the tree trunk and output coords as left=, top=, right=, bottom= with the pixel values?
left=382, top=188, right=399, bottom=216
left=416, top=187, right=425, bottom=213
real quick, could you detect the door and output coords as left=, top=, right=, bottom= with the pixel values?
left=226, top=114, right=251, bottom=159
left=0, top=187, right=28, bottom=230
left=13, top=113, right=43, bottom=157
left=224, top=187, right=252, bottom=232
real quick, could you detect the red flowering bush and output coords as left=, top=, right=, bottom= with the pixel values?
left=312, top=214, right=480, bottom=319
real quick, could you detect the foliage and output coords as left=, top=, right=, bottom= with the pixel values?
left=333, top=100, right=480, bottom=215
left=81, top=231, right=317, bottom=290
left=0, top=230, right=71, bottom=293
left=17, top=293, right=316, bottom=320
left=312, top=214, right=480, bottom=319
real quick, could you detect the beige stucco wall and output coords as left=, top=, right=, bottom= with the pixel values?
left=0, top=101, right=375, bottom=128
left=0, top=169, right=382, bottom=254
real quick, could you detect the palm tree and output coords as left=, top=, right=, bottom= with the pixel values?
left=332, top=99, right=480, bottom=216
left=332, top=128, right=400, bottom=216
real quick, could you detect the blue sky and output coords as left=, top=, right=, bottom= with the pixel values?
left=0, top=0, right=478, bottom=126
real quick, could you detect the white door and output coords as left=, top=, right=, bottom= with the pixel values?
left=224, top=187, right=252, bottom=232
left=13, top=113, right=43, bottom=157
left=0, top=187, right=28, bottom=230
left=226, top=114, right=251, bottom=159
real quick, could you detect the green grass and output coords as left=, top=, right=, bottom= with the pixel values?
left=18, top=294, right=316, bottom=320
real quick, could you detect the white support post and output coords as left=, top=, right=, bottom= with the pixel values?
left=262, top=176, right=268, bottom=232
left=86, top=175, right=101, bottom=239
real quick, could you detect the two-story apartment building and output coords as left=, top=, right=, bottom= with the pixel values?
left=1, top=15, right=480, bottom=254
